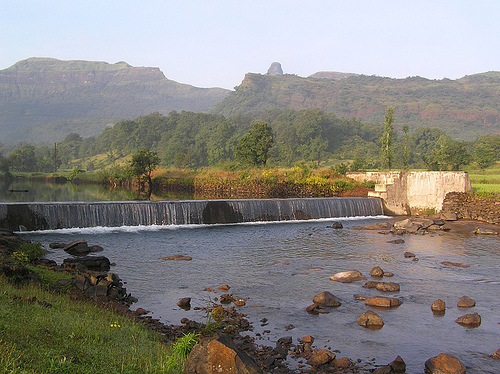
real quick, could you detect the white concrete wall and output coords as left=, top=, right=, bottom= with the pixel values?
left=347, top=171, right=471, bottom=215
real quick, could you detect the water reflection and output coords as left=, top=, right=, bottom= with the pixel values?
left=0, top=179, right=194, bottom=202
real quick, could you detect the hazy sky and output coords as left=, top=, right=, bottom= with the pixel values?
left=2, top=0, right=499, bottom=89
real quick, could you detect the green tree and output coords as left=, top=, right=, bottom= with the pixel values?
left=402, top=125, right=410, bottom=170
left=380, top=107, right=395, bottom=170
left=129, top=148, right=160, bottom=187
left=432, top=136, right=471, bottom=170
left=7, top=143, right=37, bottom=172
left=234, top=123, right=275, bottom=167
left=474, top=142, right=496, bottom=170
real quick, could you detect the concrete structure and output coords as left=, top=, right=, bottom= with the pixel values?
left=347, top=171, right=472, bottom=215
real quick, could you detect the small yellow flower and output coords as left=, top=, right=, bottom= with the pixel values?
left=110, top=322, right=121, bottom=328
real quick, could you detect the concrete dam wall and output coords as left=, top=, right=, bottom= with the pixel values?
left=347, top=171, right=472, bottom=215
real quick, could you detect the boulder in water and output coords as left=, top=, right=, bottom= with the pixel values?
left=455, top=312, right=481, bottom=327
left=457, top=295, right=476, bottom=307
left=365, top=296, right=401, bottom=308
left=312, top=291, right=342, bottom=307
left=63, top=256, right=111, bottom=272
left=357, top=310, right=384, bottom=328
left=372, top=356, right=406, bottom=374
left=431, top=299, right=446, bottom=314
left=424, top=353, right=466, bottom=374
left=63, top=240, right=90, bottom=256
left=330, top=270, right=366, bottom=283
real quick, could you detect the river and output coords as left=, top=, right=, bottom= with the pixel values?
left=22, top=216, right=500, bottom=374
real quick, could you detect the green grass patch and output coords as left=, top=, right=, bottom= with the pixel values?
left=0, top=276, right=192, bottom=373
left=472, top=183, right=500, bottom=194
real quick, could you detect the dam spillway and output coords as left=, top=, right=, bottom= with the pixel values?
left=0, top=197, right=383, bottom=231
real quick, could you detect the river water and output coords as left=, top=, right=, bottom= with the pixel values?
left=23, top=217, right=500, bottom=374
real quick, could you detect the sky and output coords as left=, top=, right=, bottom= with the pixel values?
left=1, top=0, right=499, bottom=89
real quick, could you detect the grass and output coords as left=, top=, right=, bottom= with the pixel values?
left=465, top=162, right=500, bottom=194
left=0, top=275, right=199, bottom=373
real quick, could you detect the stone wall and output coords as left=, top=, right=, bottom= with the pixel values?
left=441, top=192, right=500, bottom=224
left=347, top=171, right=471, bottom=216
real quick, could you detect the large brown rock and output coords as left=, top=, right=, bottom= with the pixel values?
left=431, top=299, right=446, bottom=314
left=372, top=355, right=406, bottom=373
left=63, top=256, right=111, bottom=272
left=457, top=296, right=475, bottom=308
left=370, top=266, right=384, bottom=277
left=313, top=291, right=342, bottom=307
left=184, top=334, right=262, bottom=374
left=455, top=312, right=481, bottom=327
left=63, top=240, right=90, bottom=256
left=357, top=310, right=384, bottom=328
left=307, top=349, right=336, bottom=366
left=424, top=353, right=466, bottom=374
left=329, top=270, right=366, bottom=283
left=375, top=282, right=400, bottom=292
left=365, top=296, right=401, bottom=308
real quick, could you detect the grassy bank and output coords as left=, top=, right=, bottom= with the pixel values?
left=0, top=240, right=197, bottom=374
left=464, top=162, right=500, bottom=194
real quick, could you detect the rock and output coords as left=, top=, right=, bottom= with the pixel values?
left=135, top=307, right=149, bottom=315
left=183, top=334, right=262, bottom=374
left=441, top=261, right=470, bottom=268
left=330, top=221, right=343, bottom=229
left=300, top=335, right=315, bottom=345
left=161, top=255, right=192, bottom=261
left=424, top=353, right=466, bottom=374
left=63, top=256, right=110, bottom=272
left=365, top=296, right=401, bottom=308
left=217, top=284, right=230, bottom=290
left=332, top=357, right=353, bottom=369
left=441, top=212, right=458, bottom=221
left=370, top=266, right=384, bottom=277
left=375, top=282, right=400, bottom=292
left=234, top=298, right=246, bottom=307
left=383, top=272, right=394, bottom=277
left=307, top=349, right=336, bottom=366
left=455, top=312, right=481, bottom=327
left=177, top=297, right=191, bottom=310
left=63, top=240, right=90, bottom=256
left=363, top=281, right=379, bottom=289
left=387, top=238, right=405, bottom=244
left=220, top=294, right=234, bottom=304
left=329, top=270, right=366, bottom=283
left=431, top=299, right=446, bottom=314
left=267, top=62, right=283, bottom=76
left=457, top=296, right=476, bottom=308
left=89, top=245, right=104, bottom=253
left=312, top=291, right=342, bottom=307
left=404, top=252, right=416, bottom=258
left=306, top=303, right=330, bottom=314
left=372, top=355, right=406, bottom=373
left=473, top=227, right=498, bottom=235
left=49, top=242, right=66, bottom=249
left=490, top=348, right=500, bottom=359
left=357, top=310, right=384, bottom=328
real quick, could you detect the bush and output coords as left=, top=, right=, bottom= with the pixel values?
left=11, top=242, right=45, bottom=264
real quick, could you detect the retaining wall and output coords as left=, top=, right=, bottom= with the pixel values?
left=347, top=171, right=472, bottom=215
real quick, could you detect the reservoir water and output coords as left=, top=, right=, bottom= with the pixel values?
left=23, top=216, right=500, bottom=374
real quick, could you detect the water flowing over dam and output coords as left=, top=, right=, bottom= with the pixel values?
left=0, top=197, right=383, bottom=231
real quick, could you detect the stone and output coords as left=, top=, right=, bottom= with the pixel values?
left=490, top=348, right=500, bottom=359
left=89, top=245, right=104, bottom=253
left=183, top=334, right=262, bottom=374
left=457, top=296, right=476, bottom=308
left=300, top=335, right=315, bottom=345
left=372, top=356, right=406, bottom=374
left=267, top=62, right=283, bottom=76
left=330, top=221, right=343, bottom=229
left=431, top=299, right=446, bottom=313
left=383, top=272, right=394, bottom=277
left=365, top=296, right=401, bottom=308
left=387, top=238, right=405, bottom=244
left=63, top=240, right=90, bottom=256
left=307, top=349, right=336, bottom=366
left=357, top=310, right=384, bottom=328
left=312, top=291, right=342, bottom=307
left=63, top=256, right=111, bottom=272
left=161, top=255, right=192, bottom=261
left=370, top=266, right=384, bottom=277
left=404, top=252, right=416, bottom=258
left=424, top=353, right=466, bottom=374
left=441, top=261, right=470, bottom=268
left=234, top=298, right=246, bottom=307
left=220, top=294, right=234, bottom=304
left=441, top=212, right=458, bottom=221
left=135, top=307, right=149, bottom=315
left=333, top=357, right=353, bottom=369
left=473, top=227, right=498, bottom=235
left=49, top=242, right=66, bottom=249
left=329, top=270, right=366, bottom=283
left=217, top=284, right=230, bottom=290
left=363, top=281, right=379, bottom=289
left=177, top=297, right=191, bottom=310
left=306, top=304, right=330, bottom=314
left=375, top=282, right=400, bottom=292
left=455, top=312, right=481, bottom=327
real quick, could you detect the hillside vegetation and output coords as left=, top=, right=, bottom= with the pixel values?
left=0, top=58, right=229, bottom=143
left=211, top=71, right=500, bottom=140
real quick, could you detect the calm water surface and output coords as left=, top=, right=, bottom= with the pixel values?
left=24, top=217, right=500, bottom=374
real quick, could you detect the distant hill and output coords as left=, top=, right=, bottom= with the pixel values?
left=211, top=70, right=500, bottom=140
left=0, top=58, right=229, bottom=143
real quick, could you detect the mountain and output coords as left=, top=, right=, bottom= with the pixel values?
left=0, top=58, right=230, bottom=143
left=211, top=70, right=500, bottom=140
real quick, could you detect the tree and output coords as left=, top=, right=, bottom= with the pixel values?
left=402, top=125, right=410, bottom=170
left=380, top=107, right=395, bottom=170
left=129, top=148, right=160, bottom=188
left=432, top=136, right=471, bottom=170
left=474, top=142, right=496, bottom=170
left=234, top=123, right=275, bottom=167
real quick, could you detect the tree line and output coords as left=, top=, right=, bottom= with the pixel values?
left=1, top=108, right=499, bottom=174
